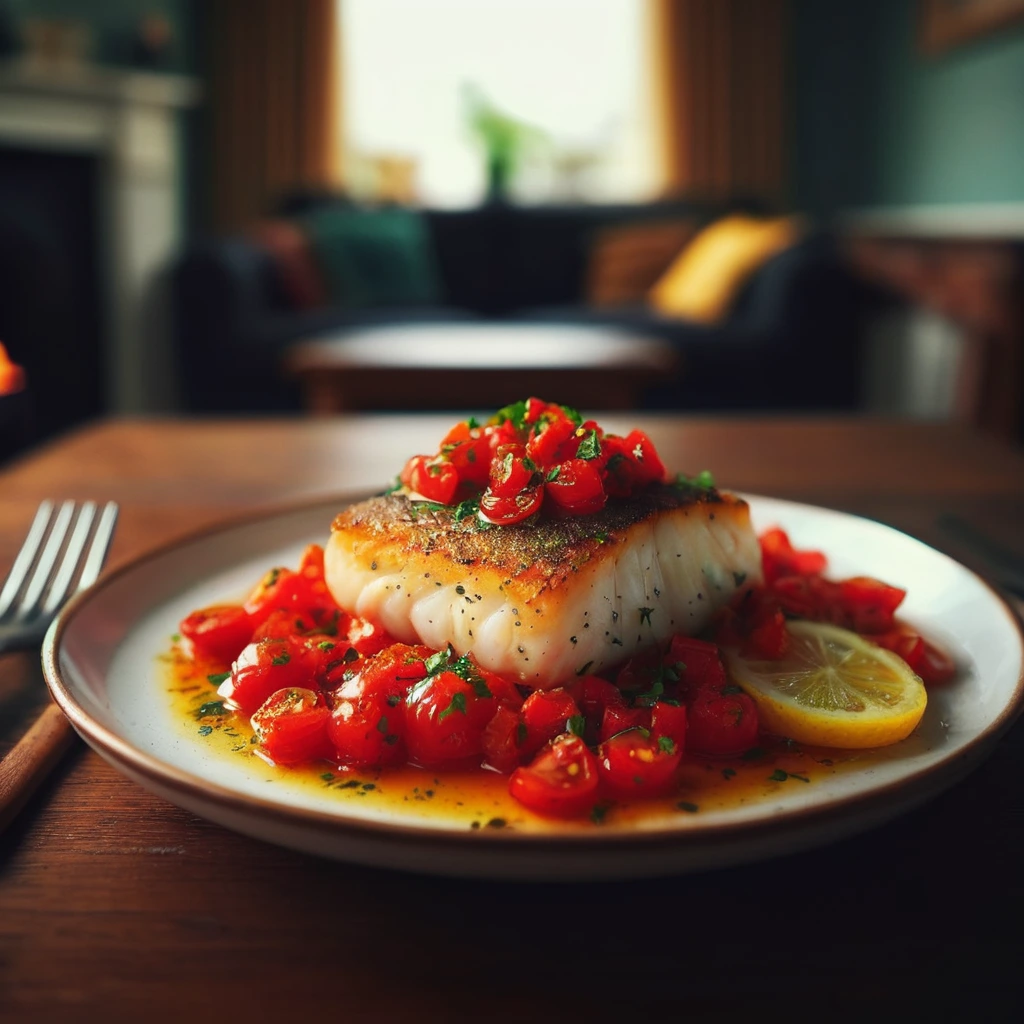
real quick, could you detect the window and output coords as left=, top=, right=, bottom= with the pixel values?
left=339, top=0, right=660, bottom=207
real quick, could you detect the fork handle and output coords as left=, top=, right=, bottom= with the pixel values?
left=0, top=701, right=75, bottom=832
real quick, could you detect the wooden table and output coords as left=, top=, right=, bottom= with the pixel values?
left=284, top=323, right=679, bottom=414
left=1, top=415, right=1023, bottom=1019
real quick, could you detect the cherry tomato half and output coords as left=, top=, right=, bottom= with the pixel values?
left=251, top=687, right=331, bottom=765
left=597, top=726, right=682, bottom=797
left=479, top=485, right=543, bottom=525
left=509, top=734, right=600, bottom=818
left=219, top=635, right=320, bottom=715
left=403, top=670, right=497, bottom=765
left=179, top=604, right=253, bottom=663
left=545, top=458, right=606, bottom=515
left=328, top=690, right=405, bottom=767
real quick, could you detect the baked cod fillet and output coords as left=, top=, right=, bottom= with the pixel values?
left=325, top=486, right=762, bottom=688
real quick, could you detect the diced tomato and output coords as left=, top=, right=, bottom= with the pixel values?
left=568, top=675, right=624, bottom=722
left=488, top=443, right=537, bottom=498
left=650, top=700, right=687, bottom=752
left=622, top=429, right=666, bottom=485
left=509, top=734, right=600, bottom=817
left=251, top=687, right=331, bottom=765
left=345, top=616, right=395, bottom=657
left=599, top=703, right=649, bottom=742
left=759, top=527, right=828, bottom=585
left=773, top=574, right=906, bottom=634
left=837, top=576, right=906, bottom=633
left=597, top=727, right=682, bottom=797
left=328, top=690, right=405, bottom=767
left=744, top=611, right=790, bottom=659
left=403, top=670, right=497, bottom=765
left=526, top=414, right=576, bottom=467
left=545, top=458, right=606, bottom=515
left=335, top=642, right=432, bottom=702
left=298, top=543, right=325, bottom=578
left=599, top=435, right=639, bottom=498
left=666, top=635, right=728, bottom=692
left=481, top=704, right=524, bottom=773
left=616, top=645, right=665, bottom=694
left=219, top=635, right=320, bottom=715
left=243, top=563, right=337, bottom=630
left=715, top=587, right=790, bottom=660
left=519, top=687, right=581, bottom=756
left=871, top=625, right=956, bottom=685
left=251, top=608, right=322, bottom=642
left=687, top=691, right=759, bottom=757
left=479, top=484, right=543, bottom=525
left=179, top=604, right=254, bottom=662
left=439, top=422, right=490, bottom=487
left=476, top=668, right=524, bottom=710
left=404, top=455, right=459, bottom=505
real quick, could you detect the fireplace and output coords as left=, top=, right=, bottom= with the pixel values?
left=0, top=146, right=103, bottom=442
left=0, top=59, right=198, bottom=450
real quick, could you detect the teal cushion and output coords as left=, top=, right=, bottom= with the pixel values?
left=298, top=206, right=441, bottom=308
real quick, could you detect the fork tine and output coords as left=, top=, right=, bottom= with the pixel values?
left=76, top=501, right=118, bottom=592
left=0, top=501, right=55, bottom=619
left=13, top=500, right=76, bottom=622
left=40, top=502, right=97, bottom=616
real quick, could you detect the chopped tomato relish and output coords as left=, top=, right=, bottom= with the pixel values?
left=397, top=398, right=673, bottom=524
left=176, top=526, right=953, bottom=820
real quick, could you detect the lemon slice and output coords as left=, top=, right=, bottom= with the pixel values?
left=722, top=621, right=927, bottom=749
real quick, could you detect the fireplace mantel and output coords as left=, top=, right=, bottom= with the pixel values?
left=0, top=59, right=199, bottom=413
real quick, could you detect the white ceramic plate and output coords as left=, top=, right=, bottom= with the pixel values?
left=43, top=495, right=1024, bottom=880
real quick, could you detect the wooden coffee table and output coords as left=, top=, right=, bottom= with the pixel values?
left=284, top=322, right=679, bottom=413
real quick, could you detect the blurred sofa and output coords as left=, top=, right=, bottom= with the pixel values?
left=171, top=197, right=869, bottom=414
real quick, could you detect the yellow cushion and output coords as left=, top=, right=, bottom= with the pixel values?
left=649, top=214, right=803, bottom=323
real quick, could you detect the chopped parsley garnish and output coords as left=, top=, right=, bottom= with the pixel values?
left=590, top=803, right=611, bottom=824
left=741, top=746, right=767, bottom=761
left=376, top=715, right=390, bottom=735
left=639, top=606, right=654, bottom=626
left=770, top=769, right=810, bottom=783
left=410, top=644, right=492, bottom=704
left=516, top=722, right=528, bottom=746
left=271, top=652, right=290, bottom=666
left=196, top=701, right=226, bottom=718
left=657, top=735, right=677, bottom=754
left=722, top=767, right=737, bottom=780
left=559, top=404, right=583, bottom=426
left=438, top=692, right=467, bottom=721
left=198, top=725, right=213, bottom=737
left=454, top=498, right=480, bottom=522
left=576, top=429, right=601, bottom=461
left=567, top=714, right=586, bottom=738
left=317, top=640, right=336, bottom=651
left=494, top=399, right=529, bottom=430
left=545, top=466, right=560, bottom=482
left=207, top=672, right=230, bottom=685
left=676, top=801, right=699, bottom=813
left=674, top=470, right=716, bottom=491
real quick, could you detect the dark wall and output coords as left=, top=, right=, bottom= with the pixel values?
left=1, top=0, right=196, bottom=72
left=791, top=0, right=1024, bottom=214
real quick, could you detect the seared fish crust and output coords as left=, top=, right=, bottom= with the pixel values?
left=325, top=486, right=762, bottom=687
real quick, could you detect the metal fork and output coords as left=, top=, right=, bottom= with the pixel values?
left=0, top=500, right=118, bottom=830
left=0, top=500, right=119, bottom=653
